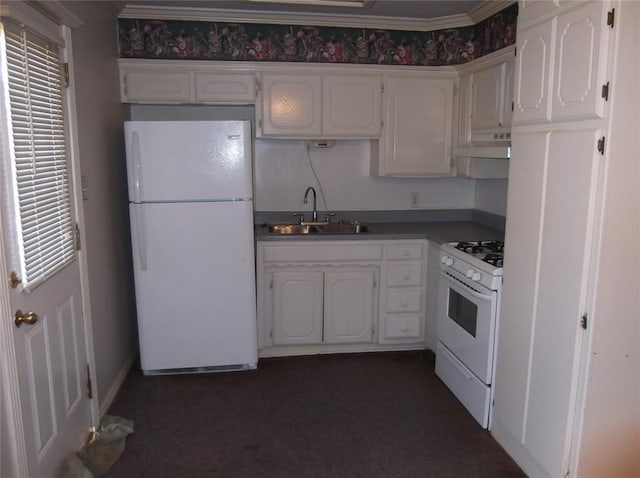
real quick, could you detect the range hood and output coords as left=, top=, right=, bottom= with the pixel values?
left=455, top=132, right=511, bottom=159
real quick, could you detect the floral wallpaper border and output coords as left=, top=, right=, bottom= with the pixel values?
left=118, top=3, right=517, bottom=67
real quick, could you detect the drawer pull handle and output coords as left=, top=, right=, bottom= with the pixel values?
left=402, top=274, right=410, bottom=281
left=401, top=326, right=409, bottom=332
left=403, top=250, right=410, bottom=257
left=401, top=301, right=409, bottom=307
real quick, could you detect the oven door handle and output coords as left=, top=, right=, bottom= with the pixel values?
left=439, top=271, right=493, bottom=302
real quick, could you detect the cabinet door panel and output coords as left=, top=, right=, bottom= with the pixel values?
left=524, top=128, right=601, bottom=473
left=322, top=75, right=382, bottom=137
left=551, top=1, right=608, bottom=121
left=513, top=20, right=554, bottom=124
left=378, top=77, right=453, bottom=176
left=272, top=271, right=323, bottom=345
left=194, top=73, right=255, bottom=103
left=260, top=74, right=321, bottom=136
left=470, top=64, right=502, bottom=131
left=122, top=70, right=190, bottom=103
left=323, top=271, right=375, bottom=344
left=494, top=131, right=550, bottom=442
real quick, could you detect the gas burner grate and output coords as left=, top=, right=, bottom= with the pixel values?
left=454, top=241, right=504, bottom=254
left=483, top=253, right=504, bottom=267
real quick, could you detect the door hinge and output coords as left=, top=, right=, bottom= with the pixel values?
left=74, top=223, right=82, bottom=250
left=86, top=364, right=93, bottom=399
left=511, top=101, right=514, bottom=111
left=601, top=81, right=610, bottom=101
left=597, top=136, right=606, bottom=155
left=607, top=8, right=615, bottom=28
left=514, top=46, right=517, bottom=57
left=62, top=62, right=70, bottom=87
left=8, top=270, right=21, bottom=289
left=580, top=314, right=588, bottom=330
left=269, top=280, right=273, bottom=289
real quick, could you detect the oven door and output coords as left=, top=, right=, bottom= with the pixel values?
left=437, top=270, right=497, bottom=384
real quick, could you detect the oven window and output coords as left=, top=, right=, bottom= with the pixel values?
left=448, top=289, right=477, bottom=337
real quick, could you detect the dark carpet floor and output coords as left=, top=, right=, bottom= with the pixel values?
left=104, top=351, right=525, bottom=478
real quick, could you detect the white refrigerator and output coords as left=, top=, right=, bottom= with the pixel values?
left=125, top=120, right=258, bottom=374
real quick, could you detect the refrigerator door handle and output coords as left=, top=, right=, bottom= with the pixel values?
left=132, top=130, right=142, bottom=203
left=133, top=204, right=148, bottom=271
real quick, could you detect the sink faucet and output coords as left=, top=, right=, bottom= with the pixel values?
left=303, top=186, right=318, bottom=222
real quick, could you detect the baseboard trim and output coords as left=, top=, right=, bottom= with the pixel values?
left=98, top=349, right=137, bottom=418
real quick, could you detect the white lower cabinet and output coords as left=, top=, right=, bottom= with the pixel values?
left=271, top=271, right=324, bottom=345
left=378, top=242, right=427, bottom=344
left=270, top=268, right=376, bottom=346
left=257, top=240, right=428, bottom=353
left=323, top=270, right=376, bottom=344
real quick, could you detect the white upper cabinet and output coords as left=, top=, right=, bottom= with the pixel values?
left=513, top=20, right=553, bottom=123
left=120, top=61, right=257, bottom=104
left=193, top=72, right=256, bottom=103
left=121, top=68, right=191, bottom=103
left=257, top=72, right=382, bottom=138
left=458, top=50, right=515, bottom=142
left=322, top=74, right=383, bottom=137
left=258, top=73, right=322, bottom=137
left=373, top=75, right=454, bottom=177
left=514, top=0, right=610, bottom=125
left=550, top=1, right=610, bottom=121
left=470, top=63, right=503, bottom=131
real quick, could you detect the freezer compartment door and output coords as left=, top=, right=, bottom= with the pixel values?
left=129, top=201, right=258, bottom=371
left=125, top=120, right=252, bottom=202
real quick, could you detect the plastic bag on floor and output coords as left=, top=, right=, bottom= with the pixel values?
left=61, top=415, right=134, bottom=478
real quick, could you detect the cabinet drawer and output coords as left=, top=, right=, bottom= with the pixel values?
left=385, top=243, right=423, bottom=260
left=263, top=243, right=383, bottom=263
left=386, top=263, right=422, bottom=287
left=384, top=315, right=421, bottom=339
left=386, top=290, right=421, bottom=313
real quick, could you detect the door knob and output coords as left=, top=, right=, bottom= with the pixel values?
left=14, top=310, right=39, bottom=328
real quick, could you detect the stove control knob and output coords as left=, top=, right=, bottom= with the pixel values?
left=440, top=255, right=448, bottom=264
left=466, top=269, right=475, bottom=278
left=444, top=257, right=454, bottom=266
left=471, top=272, right=482, bottom=282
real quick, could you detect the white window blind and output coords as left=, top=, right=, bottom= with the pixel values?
left=2, top=20, right=75, bottom=290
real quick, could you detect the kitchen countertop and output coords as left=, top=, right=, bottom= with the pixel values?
left=254, top=209, right=505, bottom=245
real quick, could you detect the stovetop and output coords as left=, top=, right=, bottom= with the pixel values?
left=451, top=241, right=504, bottom=268
left=440, top=240, right=504, bottom=291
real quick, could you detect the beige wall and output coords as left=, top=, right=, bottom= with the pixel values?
left=62, top=1, right=136, bottom=411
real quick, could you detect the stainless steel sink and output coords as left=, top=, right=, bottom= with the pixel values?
left=316, top=223, right=368, bottom=234
left=263, top=222, right=368, bottom=235
left=265, top=224, right=319, bottom=235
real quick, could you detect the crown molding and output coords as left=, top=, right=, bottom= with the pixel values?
left=24, top=0, right=84, bottom=28
left=118, top=5, right=478, bottom=31
left=467, top=1, right=516, bottom=23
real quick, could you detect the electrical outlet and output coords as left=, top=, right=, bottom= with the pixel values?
left=410, top=192, right=419, bottom=208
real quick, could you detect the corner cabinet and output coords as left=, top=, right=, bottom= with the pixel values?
left=456, top=48, right=515, bottom=145
left=257, top=72, right=382, bottom=138
left=372, top=75, right=455, bottom=177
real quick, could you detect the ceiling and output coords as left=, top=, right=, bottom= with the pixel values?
left=118, top=1, right=512, bottom=30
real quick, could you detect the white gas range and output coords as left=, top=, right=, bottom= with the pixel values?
left=435, top=241, right=504, bottom=429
